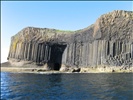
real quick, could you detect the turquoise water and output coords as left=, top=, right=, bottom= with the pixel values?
left=1, top=72, right=133, bottom=100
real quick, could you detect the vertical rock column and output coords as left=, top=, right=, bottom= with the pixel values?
left=131, top=43, right=133, bottom=59
left=48, top=46, right=51, bottom=61
left=16, top=42, right=20, bottom=59
left=82, top=42, right=88, bottom=66
left=29, top=42, right=32, bottom=61
left=17, top=42, right=21, bottom=59
left=23, top=43, right=27, bottom=60
left=80, top=43, right=83, bottom=66
left=14, top=43, right=18, bottom=59
left=42, top=43, right=46, bottom=62
left=72, top=43, right=75, bottom=66
left=74, top=42, right=81, bottom=66
left=20, top=42, right=24, bottom=59
left=97, top=40, right=101, bottom=65
left=92, top=40, right=98, bottom=66
left=101, top=40, right=106, bottom=65
left=113, top=42, right=116, bottom=57
left=35, top=43, right=39, bottom=62
left=44, top=45, right=48, bottom=62
left=69, top=43, right=72, bottom=65
left=31, top=42, right=35, bottom=61
left=13, top=42, right=17, bottom=58
left=36, top=43, right=41, bottom=63
left=26, top=43, right=30, bottom=60
left=17, top=42, right=22, bottom=59
left=23, top=43, right=26, bottom=60
left=85, top=43, right=88, bottom=66
left=123, top=43, right=126, bottom=61
left=33, top=43, right=38, bottom=62
left=116, top=41, right=119, bottom=56
left=81, top=43, right=83, bottom=66
left=118, top=41, right=121, bottom=55
left=110, top=41, right=114, bottom=57
left=61, top=45, right=67, bottom=64
left=68, top=44, right=71, bottom=65
left=106, top=41, right=110, bottom=59
left=40, top=44, right=44, bottom=62
left=86, top=42, right=90, bottom=66
left=65, top=45, right=69, bottom=65
left=88, top=43, right=93, bottom=66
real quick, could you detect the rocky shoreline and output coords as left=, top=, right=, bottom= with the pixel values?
left=7, top=10, right=133, bottom=71
left=1, top=62, right=133, bottom=74
left=2, top=10, right=133, bottom=73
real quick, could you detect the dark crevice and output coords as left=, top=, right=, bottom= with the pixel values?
left=113, top=42, right=116, bottom=57
left=107, top=41, right=110, bottom=55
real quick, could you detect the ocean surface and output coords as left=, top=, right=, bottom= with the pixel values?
left=1, top=72, right=133, bottom=100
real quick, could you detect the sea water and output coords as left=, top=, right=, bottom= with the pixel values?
left=1, top=72, right=133, bottom=100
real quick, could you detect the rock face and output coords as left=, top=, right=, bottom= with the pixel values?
left=7, top=10, right=133, bottom=70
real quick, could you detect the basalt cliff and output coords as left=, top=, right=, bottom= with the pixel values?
left=6, top=10, right=133, bottom=72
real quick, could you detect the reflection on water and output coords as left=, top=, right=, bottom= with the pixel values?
left=1, top=72, right=133, bottom=100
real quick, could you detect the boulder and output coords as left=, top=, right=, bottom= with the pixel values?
left=59, top=64, right=69, bottom=72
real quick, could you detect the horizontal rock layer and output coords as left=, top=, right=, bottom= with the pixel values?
left=8, top=10, right=133, bottom=70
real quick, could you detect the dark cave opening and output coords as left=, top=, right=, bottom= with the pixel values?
left=48, top=44, right=67, bottom=70
left=54, top=63, right=61, bottom=70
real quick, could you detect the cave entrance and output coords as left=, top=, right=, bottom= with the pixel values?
left=54, top=63, right=61, bottom=70
left=48, top=44, right=67, bottom=70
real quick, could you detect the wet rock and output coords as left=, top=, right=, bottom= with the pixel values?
left=59, top=64, right=69, bottom=72
left=37, top=69, right=46, bottom=72
left=112, top=69, right=115, bottom=72
left=43, top=63, right=50, bottom=71
left=72, top=68, right=81, bottom=72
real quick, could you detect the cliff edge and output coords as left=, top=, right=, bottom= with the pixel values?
left=4, top=10, right=133, bottom=73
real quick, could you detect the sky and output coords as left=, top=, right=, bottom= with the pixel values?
left=1, top=1, right=133, bottom=63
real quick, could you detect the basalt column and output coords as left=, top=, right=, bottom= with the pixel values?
left=131, top=43, right=133, bottom=59
left=7, top=10, right=133, bottom=68
left=97, top=40, right=102, bottom=65
left=74, top=42, right=81, bottom=66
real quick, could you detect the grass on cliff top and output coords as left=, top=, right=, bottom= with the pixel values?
left=56, top=29, right=74, bottom=33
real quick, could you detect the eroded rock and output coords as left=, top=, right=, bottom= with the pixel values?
left=7, top=10, right=133, bottom=70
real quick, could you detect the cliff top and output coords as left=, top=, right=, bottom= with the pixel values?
left=11, top=10, right=133, bottom=43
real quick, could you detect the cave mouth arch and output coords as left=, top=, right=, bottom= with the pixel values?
left=48, top=44, right=67, bottom=70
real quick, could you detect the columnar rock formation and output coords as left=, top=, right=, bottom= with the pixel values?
left=8, top=10, right=133, bottom=70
